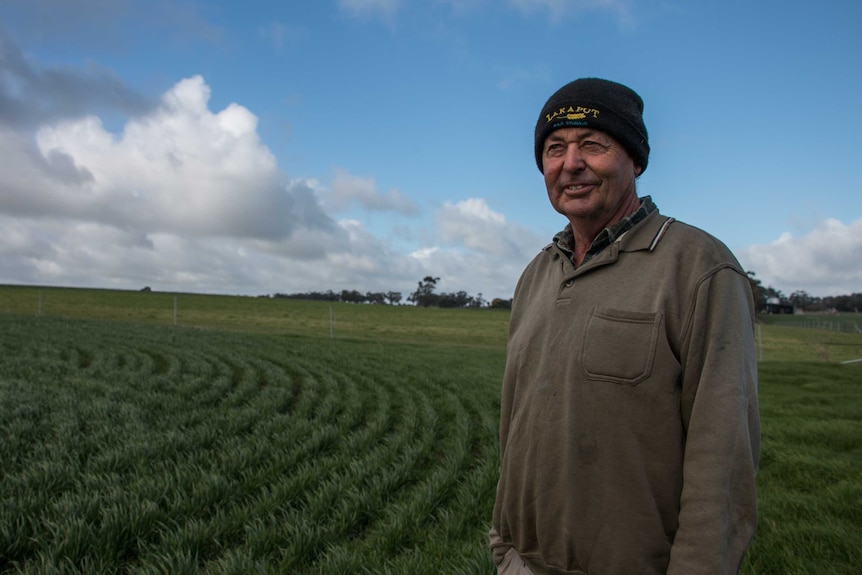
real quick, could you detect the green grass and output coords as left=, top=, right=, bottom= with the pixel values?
left=1, top=286, right=860, bottom=573
left=0, top=316, right=503, bottom=574
left=756, top=323, right=862, bottom=363
left=0, top=285, right=509, bottom=348
left=764, top=312, right=862, bottom=332
left=743, top=362, right=862, bottom=574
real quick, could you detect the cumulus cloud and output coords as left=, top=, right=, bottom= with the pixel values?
left=426, top=198, right=545, bottom=298
left=0, top=71, right=538, bottom=299
left=325, top=169, right=418, bottom=215
left=1, top=76, right=331, bottom=241
left=0, top=74, right=351, bottom=295
left=738, top=218, right=862, bottom=296
left=437, top=198, right=543, bottom=258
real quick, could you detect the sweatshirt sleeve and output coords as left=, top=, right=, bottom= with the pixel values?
left=667, top=265, right=761, bottom=574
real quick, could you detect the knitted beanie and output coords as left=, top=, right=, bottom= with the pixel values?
left=534, top=78, right=649, bottom=174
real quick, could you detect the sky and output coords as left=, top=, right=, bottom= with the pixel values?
left=1, top=0, right=860, bottom=302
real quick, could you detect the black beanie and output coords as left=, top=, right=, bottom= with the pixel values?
left=534, top=78, right=649, bottom=174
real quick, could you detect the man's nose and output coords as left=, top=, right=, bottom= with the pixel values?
left=563, top=145, right=586, bottom=171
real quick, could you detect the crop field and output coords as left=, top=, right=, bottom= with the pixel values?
left=1, top=286, right=861, bottom=574
left=1, top=314, right=504, bottom=574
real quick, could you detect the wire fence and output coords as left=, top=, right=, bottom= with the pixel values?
left=773, top=318, right=862, bottom=334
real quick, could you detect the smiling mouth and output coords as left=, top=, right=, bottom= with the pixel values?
left=562, top=183, right=594, bottom=194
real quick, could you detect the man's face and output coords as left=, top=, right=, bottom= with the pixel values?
left=542, top=127, right=642, bottom=229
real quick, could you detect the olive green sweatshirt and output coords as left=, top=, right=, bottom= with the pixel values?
left=491, top=208, right=760, bottom=575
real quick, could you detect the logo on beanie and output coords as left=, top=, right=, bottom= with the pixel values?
left=545, top=105, right=601, bottom=124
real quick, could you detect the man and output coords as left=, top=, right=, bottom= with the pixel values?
left=490, top=78, right=760, bottom=575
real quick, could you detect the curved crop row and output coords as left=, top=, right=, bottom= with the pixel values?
left=0, top=316, right=503, bottom=574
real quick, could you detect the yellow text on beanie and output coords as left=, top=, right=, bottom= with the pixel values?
left=534, top=78, right=649, bottom=174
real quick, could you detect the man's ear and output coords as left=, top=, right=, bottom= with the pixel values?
left=634, top=165, right=643, bottom=177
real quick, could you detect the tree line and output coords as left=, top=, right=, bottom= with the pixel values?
left=271, top=272, right=858, bottom=313
left=271, top=276, right=513, bottom=309
left=746, top=271, right=861, bottom=313
left=273, top=289, right=405, bottom=305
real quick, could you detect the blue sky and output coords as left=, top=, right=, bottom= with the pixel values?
left=1, top=0, right=860, bottom=301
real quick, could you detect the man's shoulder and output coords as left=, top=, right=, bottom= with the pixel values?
left=662, top=218, right=732, bottom=250
left=651, top=217, right=744, bottom=271
left=515, top=239, right=564, bottom=285
left=525, top=241, right=560, bottom=271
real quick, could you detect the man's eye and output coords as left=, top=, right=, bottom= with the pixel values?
left=581, top=140, right=606, bottom=151
left=546, top=143, right=564, bottom=155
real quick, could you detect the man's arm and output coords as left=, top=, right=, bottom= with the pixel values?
left=668, top=265, right=761, bottom=574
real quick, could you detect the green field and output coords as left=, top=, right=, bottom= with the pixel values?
left=0, top=285, right=510, bottom=347
left=1, top=286, right=860, bottom=574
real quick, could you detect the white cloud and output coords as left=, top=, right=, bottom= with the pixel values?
left=0, top=211, right=417, bottom=296
left=414, top=198, right=545, bottom=299
left=410, top=246, right=440, bottom=260
left=8, top=75, right=330, bottom=241
left=437, top=198, right=543, bottom=258
left=738, top=218, right=862, bottom=297
left=326, top=169, right=418, bottom=215
left=0, top=75, right=348, bottom=294
left=0, top=74, right=540, bottom=300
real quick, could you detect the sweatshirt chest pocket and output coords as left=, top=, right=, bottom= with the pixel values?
left=580, top=307, right=662, bottom=385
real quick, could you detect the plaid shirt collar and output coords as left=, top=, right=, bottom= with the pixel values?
left=553, top=196, right=657, bottom=265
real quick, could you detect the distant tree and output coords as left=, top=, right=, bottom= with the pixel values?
left=340, top=289, right=366, bottom=304
left=764, top=286, right=785, bottom=303
left=438, top=290, right=470, bottom=308
left=490, top=298, right=513, bottom=309
left=470, top=292, right=487, bottom=308
left=745, top=271, right=794, bottom=312
left=789, top=290, right=814, bottom=311
left=273, top=280, right=513, bottom=310
left=365, top=291, right=386, bottom=305
left=274, top=290, right=340, bottom=301
left=384, top=291, right=402, bottom=305
left=746, top=271, right=766, bottom=311
left=825, top=293, right=862, bottom=313
left=408, top=276, right=440, bottom=307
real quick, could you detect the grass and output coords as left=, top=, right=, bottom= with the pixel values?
left=0, top=285, right=860, bottom=573
left=0, top=314, right=504, bottom=574
left=764, top=312, right=862, bottom=333
left=743, top=362, right=862, bottom=574
left=0, top=285, right=509, bottom=348
left=756, top=323, right=862, bottom=363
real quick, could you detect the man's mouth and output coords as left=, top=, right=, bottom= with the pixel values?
left=562, top=183, right=595, bottom=194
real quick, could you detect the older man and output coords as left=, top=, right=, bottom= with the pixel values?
left=490, top=78, right=760, bottom=575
